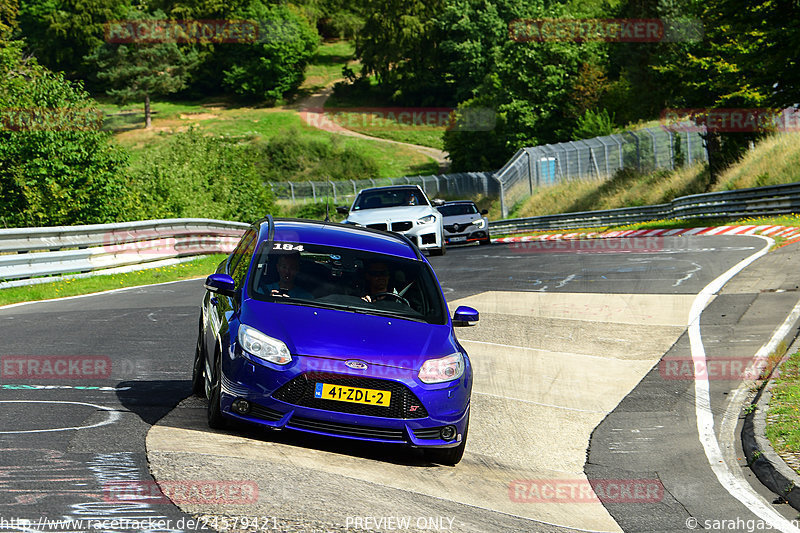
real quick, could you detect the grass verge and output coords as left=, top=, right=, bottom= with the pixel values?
left=0, top=255, right=226, bottom=307
left=765, top=350, right=800, bottom=474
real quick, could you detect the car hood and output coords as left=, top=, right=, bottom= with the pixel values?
left=240, top=299, right=456, bottom=370
left=346, top=206, right=437, bottom=224
left=443, top=214, right=482, bottom=225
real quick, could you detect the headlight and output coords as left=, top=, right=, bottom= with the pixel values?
left=418, top=353, right=464, bottom=383
left=238, top=324, right=292, bottom=365
left=417, top=214, right=436, bottom=225
left=472, top=218, right=486, bottom=228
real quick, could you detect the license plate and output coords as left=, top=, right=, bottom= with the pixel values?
left=451, top=236, right=467, bottom=242
left=314, top=383, right=391, bottom=407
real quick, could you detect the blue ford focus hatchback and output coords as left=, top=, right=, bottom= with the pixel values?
left=193, top=217, right=478, bottom=465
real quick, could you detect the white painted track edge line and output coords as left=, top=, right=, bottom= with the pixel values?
left=690, top=235, right=800, bottom=532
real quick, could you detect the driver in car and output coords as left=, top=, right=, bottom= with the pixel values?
left=362, top=262, right=397, bottom=303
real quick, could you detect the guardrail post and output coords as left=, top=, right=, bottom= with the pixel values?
left=311, top=182, right=316, bottom=202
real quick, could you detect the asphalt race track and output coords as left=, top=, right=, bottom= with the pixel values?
left=2, top=235, right=800, bottom=533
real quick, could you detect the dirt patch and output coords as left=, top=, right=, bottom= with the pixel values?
left=179, top=113, right=218, bottom=120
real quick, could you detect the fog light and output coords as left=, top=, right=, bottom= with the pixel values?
left=440, top=425, right=457, bottom=441
left=232, top=399, right=250, bottom=415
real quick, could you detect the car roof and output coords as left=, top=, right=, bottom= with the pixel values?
left=443, top=200, right=477, bottom=205
left=358, top=184, right=424, bottom=193
left=252, top=217, right=421, bottom=260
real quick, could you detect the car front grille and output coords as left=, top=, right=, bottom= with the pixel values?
left=391, top=221, right=413, bottom=232
left=444, top=224, right=463, bottom=233
left=288, top=417, right=406, bottom=441
left=272, top=372, right=428, bottom=419
left=366, top=223, right=388, bottom=231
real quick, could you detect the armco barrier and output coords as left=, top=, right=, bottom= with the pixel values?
left=0, top=219, right=248, bottom=283
left=490, top=182, right=800, bottom=234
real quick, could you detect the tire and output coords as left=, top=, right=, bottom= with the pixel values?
left=192, top=318, right=206, bottom=398
left=479, top=237, right=491, bottom=245
left=424, top=416, right=468, bottom=466
left=206, top=353, right=227, bottom=429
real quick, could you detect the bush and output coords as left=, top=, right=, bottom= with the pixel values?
left=253, top=132, right=379, bottom=181
left=125, top=129, right=275, bottom=224
left=0, top=40, right=130, bottom=227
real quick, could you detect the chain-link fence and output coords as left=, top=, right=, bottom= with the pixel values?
left=494, top=127, right=709, bottom=217
left=269, top=172, right=499, bottom=205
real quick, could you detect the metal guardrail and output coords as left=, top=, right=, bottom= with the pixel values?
left=489, top=182, right=800, bottom=234
left=0, top=219, right=249, bottom=283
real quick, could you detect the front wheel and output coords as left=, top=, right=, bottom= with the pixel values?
left=192, top=319, right=206, bottom=397
left=206, top=354, right=227, bottom=429
left=479, top=237, right=491, bottom=245
left=424, top=417, right=468, bottom=465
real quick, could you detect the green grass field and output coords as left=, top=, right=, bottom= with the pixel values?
left=765, top=350, right=800, bottom=475
left=0, top=255, right=226, bottom=307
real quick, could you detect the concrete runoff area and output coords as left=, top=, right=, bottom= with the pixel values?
left=147, top=291, right=693, bottom=532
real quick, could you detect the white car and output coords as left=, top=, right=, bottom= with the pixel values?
left=436, top=200, right=491, bottom=245
left=339, top=185, right=446, bottom=256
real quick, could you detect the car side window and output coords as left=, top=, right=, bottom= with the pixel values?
left=230, top=232, right=257, bottom=288
left=227, top=230, right=256, bottom=275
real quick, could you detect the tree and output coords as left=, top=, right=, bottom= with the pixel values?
left=0, top=39, right=129, bottom=227
left=215, top=2, right=319, bottom=102
left=16, top=0, right=131, bottom=80
left=0, top=0, right=18, bottom=39
left=86, top=11, right=199, bottom=128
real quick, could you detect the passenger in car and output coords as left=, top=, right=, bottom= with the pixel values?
left=264, top=253, right=313, bottom=299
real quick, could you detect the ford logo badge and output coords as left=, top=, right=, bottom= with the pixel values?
left=345, top=360, right=368, bottom=370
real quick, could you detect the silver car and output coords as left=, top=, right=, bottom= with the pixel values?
left=436, top=201, right=491, bottom=245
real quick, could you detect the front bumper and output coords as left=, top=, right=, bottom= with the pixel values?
left=220, top=353, right=471, bottom=448
left=443, top=229, right=490, bottom=244
left=361, top=221, right=443, bottom=251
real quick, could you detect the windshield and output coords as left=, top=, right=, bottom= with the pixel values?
left=352, top=188, right=429, bottom=210
left=248, top=242, right=447, bottom=325
left=437, top=204, right=478, bottom=216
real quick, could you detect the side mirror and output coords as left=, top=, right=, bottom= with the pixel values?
left=336, top=206, right=349, bottom=215
left=481, top=209, right=488, bottom=215
left=452, top=306, right=479, bottom=327
left=205, top=273, right=236, bottom=297
left=432, top=198, right=445, bottom=207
